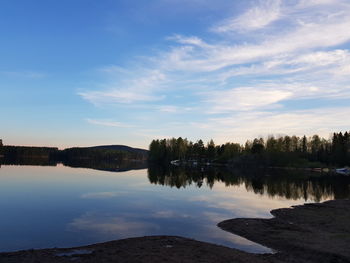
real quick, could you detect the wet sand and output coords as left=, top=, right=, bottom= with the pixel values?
left=1, top=199, right=349, bottom=263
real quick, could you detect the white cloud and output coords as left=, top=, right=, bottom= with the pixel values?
left=79, top=0, right=350, bottom=143
left=297, top=0, right=340, bottom=8
left=81, top=191, right=126, bottom=199
left=334, top=64, right=350, bottom=75
left=290, top=49, right=349, bottom=66
left=213, top=0, right=282, bottom=32
left=86, top=118, right=133, bottom=128
left=69, top=212, right=159, bottom=237
left=225, top=49, right=350, bottom=78
left=157, top=105, right=194, bottom=113
left=158, top=0, right=350, bottom=74
left=158, top=105, right=179, bottom=113
left=164, top=14, right=350, bottom=72
left=80, top=89, right=161, bottom=104
left=79, top=70, right=167, bottom=104
left=169, top=34, right=212, bottom=48
left=203, top=88, right=292, bottom=113
left=204, top=107, right=350, bottom=144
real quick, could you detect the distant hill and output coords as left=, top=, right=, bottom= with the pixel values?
left=60, top=145, right=149, bottom=161
left=88, top=145, right=148, bottom=155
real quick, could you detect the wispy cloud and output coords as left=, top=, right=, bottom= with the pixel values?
left=80, top=90, right=162, bottom=105
left=158, top=105, right=179, bottom=113
left=203, top=88, right=292, bottom=113
left=157, top=105, right=194, bottom=113
left=296, top=0, right=340, bottom=8
left=79, top=0, right=350, bottom=141
left=69, top=212, right=159, bottom=237
left=201, top=107, right=350, bottom=144
left=81, top=191, right=126, bottom=199
left=168, top=34, right=213, bottom=48
left=164, top=14, right=350, bottom=72
left=86, top=118, right=133, bottom=128
left=79, top=70, right=167, bottom=105
left=212, top=0, right=282, bottom=33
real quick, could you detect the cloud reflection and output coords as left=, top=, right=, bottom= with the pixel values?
left=68, top=212, right=160, bottom=238
left=81, top=191, right=126, bottom=199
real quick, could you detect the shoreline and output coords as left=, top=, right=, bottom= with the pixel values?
left=0, top=199, right=349, bottom=262
left=219, top=199, right=350, bottom=263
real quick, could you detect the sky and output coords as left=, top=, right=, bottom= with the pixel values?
left=1, top=0, right=350, bottom=149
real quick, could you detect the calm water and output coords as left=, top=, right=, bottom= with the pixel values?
left=0, top=163, right=349, bottom=253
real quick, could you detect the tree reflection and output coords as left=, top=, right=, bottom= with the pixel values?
left=62, top=159, right=147, bottom=172
left=148, top=165, right=350, bottom=202
left=0, top=157, right=57, bottom=166
left=0, top=158, right=147, bottom=172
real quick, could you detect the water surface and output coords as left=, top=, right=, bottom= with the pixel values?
left=0, top=163, right=349, bottom=253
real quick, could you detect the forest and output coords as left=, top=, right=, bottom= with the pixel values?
left=148, top=132, right=350, bottom=167
left=0, top=144, right=148, bottom=164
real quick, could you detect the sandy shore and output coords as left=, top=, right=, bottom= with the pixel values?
left=0, top=199, right=349, bottom=263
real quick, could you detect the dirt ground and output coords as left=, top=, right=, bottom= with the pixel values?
left=0, top=236, right=270, bottom=263
left=219, top=199, right=350, bottom=263
left=1, top=199, right=349, bottom=263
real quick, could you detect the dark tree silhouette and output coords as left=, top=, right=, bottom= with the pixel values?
left=149, top=131, right=350, bottom=167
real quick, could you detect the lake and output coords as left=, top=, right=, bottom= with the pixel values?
left=0, top=162, right=349, bottom=253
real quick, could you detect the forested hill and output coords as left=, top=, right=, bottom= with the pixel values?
left=88, top=145, right=148, bottom=155
left=58, top=145, right=149, bottom=161
left=59, top=145, right=148, bottom=161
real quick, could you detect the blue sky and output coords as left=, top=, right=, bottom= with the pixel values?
left=1, top=0, right=350, bottom=149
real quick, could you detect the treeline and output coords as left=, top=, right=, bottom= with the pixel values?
left=58, top=147, right=147, bottom=162
left=0, top=144, right=148, bottom=163
left=0, top=146, right=58, bottom=163
left=149, top=131, right=350, bottom=167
